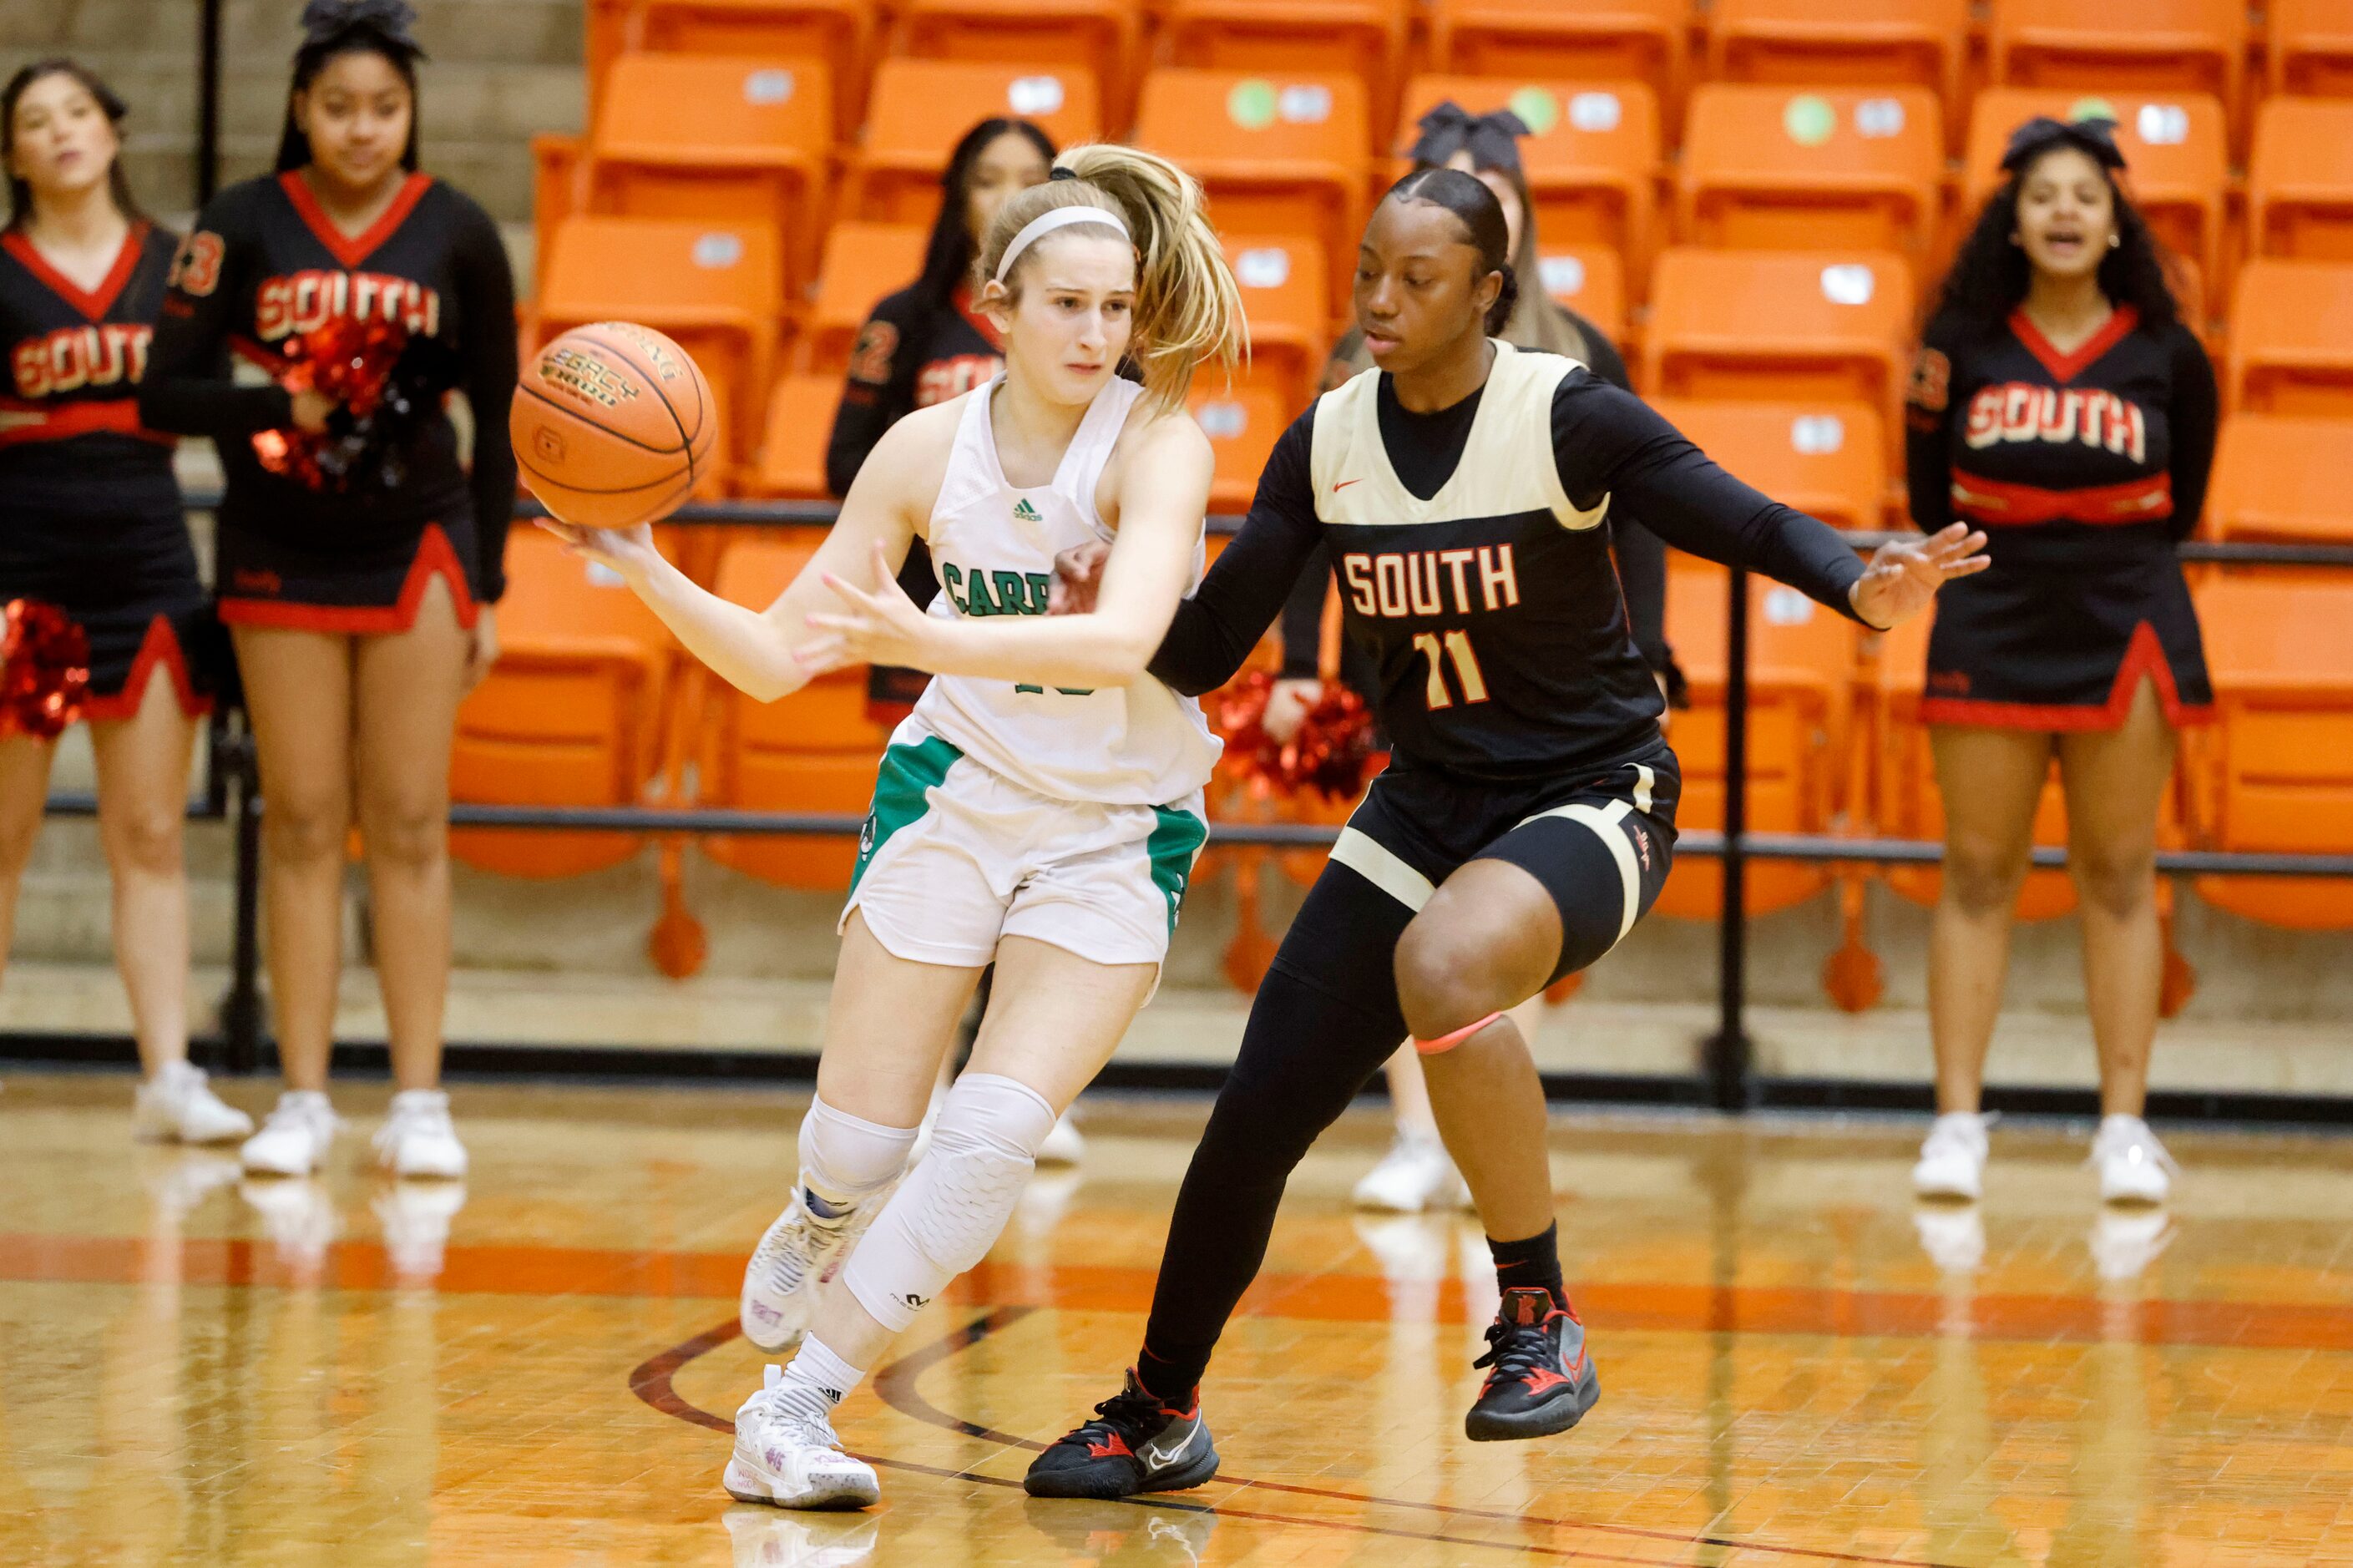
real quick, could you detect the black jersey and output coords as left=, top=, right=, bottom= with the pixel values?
left=1905, top=306, right=2217, bottom=564
left=0, top=221, right=180, bottom=525
left=1150, top=341, right=1868, bottom=783
left=826, top=281, right=1004, bottom=498
left=139, top=171, right=519, bottom=599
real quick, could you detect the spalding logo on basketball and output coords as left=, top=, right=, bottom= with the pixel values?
left=509, top=322, right=716, bottom=529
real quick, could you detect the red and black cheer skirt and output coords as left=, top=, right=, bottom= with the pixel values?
left=1921, top=523, right=2212, bottom=731
left=215, top=508, right=481, bottom=635
left=1, top=517, right=215, bottom=725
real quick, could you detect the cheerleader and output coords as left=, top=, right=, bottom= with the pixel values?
left=0, top=60, right=245, bottom=1142
left=1903, top=117, right=2217, bottom=1207
left=139, top=0, right=519, bottom=1179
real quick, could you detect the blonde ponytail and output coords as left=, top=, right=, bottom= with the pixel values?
left=974, top=143, right=1247, bottom=412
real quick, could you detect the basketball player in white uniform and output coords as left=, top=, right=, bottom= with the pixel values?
left=541, top=144, right=1246, bottom=1510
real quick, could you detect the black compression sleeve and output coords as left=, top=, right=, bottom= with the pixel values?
left=1277, top=541, right=1330, bottom=680
left=1571, top=330, right=1672, bottom=673
left=2165, top=322, right=2219, bottom=541
left=1904, top=314, right=1962, bottom=534
left=140, top=201, right=295, bottom=440
left=453, top=198, right=521, bottom=601
left=1146, top=411, right=1323, bottom=695
left=825, top=294, right=922, bottom=498
left=1554, top=375, right=1866, bottom=621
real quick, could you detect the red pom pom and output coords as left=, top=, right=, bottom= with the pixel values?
left=252, top=316, right=414, bottom=488
left=1, top=599, right=90, bottom=740
left=1214, top=670, right=1378, bottom=802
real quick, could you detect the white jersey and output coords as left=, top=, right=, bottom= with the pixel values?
left=908, top=375, right=1222, bottom=806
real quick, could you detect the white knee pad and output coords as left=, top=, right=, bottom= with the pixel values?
left=797, top=1096, right=918, bottom=1218
left=842, top=1073, right=1056, bottom=1333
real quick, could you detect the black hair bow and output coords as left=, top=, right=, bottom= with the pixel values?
left=1407, top=102, right=1530, bottom=177
left=299, top=0, right=424, bottom=49
left=1999, top=114, right=2126, bottom=175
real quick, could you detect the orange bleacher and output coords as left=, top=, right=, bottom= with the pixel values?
left=1221, top=234, right=1328, bottom=412
left=1189, top=385, right=1288, bottom=513
left=1536, top=246, right=1626, bottom=341
left=609, top=0, right=876, bottom=136
left=891, top=0, right=1143, bottom=124
left=1988, top=0, right=2248, bottom=127
left=1161, top=0, right=1409, bottom=154
left=2226, top=260, right=2353, bottom=416
left=1426, top=0, right=1689, bottom=131
left=843, top=58, right=1102, bottom=224
left=2248, top=98, right=2353, bottom=263
left=2204, top=416, right=2353, bottom=548
left=800, top=220, right=929, bottom=376
left=2268, top=0, right=2353, bottom=98
left=1705, top=0, right=1970, bottom=111
left=1677, top=84, right=1945, bottom=267
left=1653, top=399, right=1888, bottom=534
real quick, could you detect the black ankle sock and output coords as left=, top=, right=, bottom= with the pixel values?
left=1135, top=1342, right=1206, bottom=1408
left=1488, top=1222, right=1566, bottom=1311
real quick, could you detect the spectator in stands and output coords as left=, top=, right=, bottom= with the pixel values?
left=1903, top=116, right=2216, bottom=1208
left=141, top=0, right=519, bottom=1181
left=1268, top=103, right=1678, bottom=1213
left=825, top=115, right=1055, bottom=714
left=0, top=59, right=246, bottom=1144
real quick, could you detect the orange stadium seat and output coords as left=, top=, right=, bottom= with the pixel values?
left=1988, top=0, right=2246, bottom=126
left=537, top=215, right=782, bottom=473
left=1644, top=248, right=1915, bottom=457
left=802, top=221, right=929, bottom=376
left=2268, top=0, right=2353, bottom=98
left=449, top=529, right=680, bottom=879
left=695, top=531, right=894, bottom=891
left=1189, top=385, right=1288, bottom=513
left=1426, top=0, right=1688, bottom=129
left=1161, top=0, right=1410, bottom=153
left=529, top=134, right=583, bottom=297
left=843, top=58, right=1103, bottom=225
left=1652, top=400, right=1887, bottom=534
left=1536, top=246, right=1626, bottom=342
left=2226, top=260, right=2353, bottom=415
left=1222, top=234, right=1328, bottom=412
left=2190, top=575, right=2353, bottom=928
left=1133, top=68, right=1369, bottom=308
left=1652, top=554, right=1860, bottom=918
left=892, top=0, right=1143, bottom=124
left=1962, top=90, right=2229, bottom=306
left=2249, top=99, right=2353, bottom=263
left=589, top=53, right=833, bottom=295
left=2204, top=416, right=2353, bottom=548
left=750, top=373, right=844, bottom=499
left=1394, top=77, right=1661, bottom=282
left=1678, top=84, right=1945, bottom=267
left=1706, top=0, right=1969, bottom=111
left=617, top=0, right=876, bottom=136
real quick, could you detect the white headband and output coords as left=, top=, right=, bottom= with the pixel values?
left=994, top=203, right=1131, bottom=283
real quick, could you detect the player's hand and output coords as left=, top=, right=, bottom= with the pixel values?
left=289, top=387, right=337, bottom=433
left=1049, top=539, right=1112, bottom=615
left=796, top=540, right=932, bottom=675
left=538, top=518, right=660, bottom=579
left=463, top=604, right=498, bottom=694
left=1262, top=678, right=1323, bottom=742
left=1848, top=522, right=1990, bottom=630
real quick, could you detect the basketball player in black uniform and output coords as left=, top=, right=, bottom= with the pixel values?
left=1903, top=116, right=2219, bottom=1208
left=1023, top=169, right=1987, bottom=1496
left=0, top=59, right=250, bottom=1143
left=139, top=0, right=518, bottom=1180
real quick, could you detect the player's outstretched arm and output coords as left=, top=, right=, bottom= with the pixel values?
left=539, top=410, right=931, bottom=703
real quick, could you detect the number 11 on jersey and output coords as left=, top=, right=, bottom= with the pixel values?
left=1413, top=628, right=1488, bottom=709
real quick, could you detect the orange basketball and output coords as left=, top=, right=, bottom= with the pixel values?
left=510, top=321, right=717, bottom=529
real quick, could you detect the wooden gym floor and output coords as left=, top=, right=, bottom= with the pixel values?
left=3, top=1073, right=2350, bottom=1565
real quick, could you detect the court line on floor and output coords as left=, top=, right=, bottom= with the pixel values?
left=13, top=1231, right=2353, bottom=1353
left=632, top=1310, right=1969, bottom=1568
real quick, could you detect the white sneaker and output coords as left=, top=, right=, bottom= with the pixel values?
left=134, top=1060, right=254, bottom=1145
left=1037, top=1110, right=1085, bottom=1166
left=741, top=1191, right=867, bottom=1354
left=240, top=1090, right=340, bottom=1176
left=1351, top=1133, right=1468, bottom=1212
left=1910, top=1111, right=1993, bottom=1201
left=372, top=1089, right=468, bottom=1179
left=375, top=1182, right=468, bottom=1282
left=722, top=1506, right=879, bottom=1567
left=724, top=1366, right=881, bottom=1510
left=2091, top=1115, right=2177, bottom=1205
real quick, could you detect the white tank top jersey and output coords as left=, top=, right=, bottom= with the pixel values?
left=908, top=375, right=1222, bottom=806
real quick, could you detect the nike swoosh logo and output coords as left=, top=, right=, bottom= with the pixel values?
left=1333, top=478, right=1363, bottom=491
left=1140, top=1421, right=1199, bottom=1472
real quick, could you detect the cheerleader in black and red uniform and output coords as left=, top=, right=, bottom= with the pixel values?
left=0, top=60, right=250, bottom=1143
left=1902, top=116, right=2218, bottom=1208
left=139, top=0, right=518, bottom=1181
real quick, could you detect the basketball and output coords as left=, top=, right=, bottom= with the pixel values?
left=509, top=321, right=716, bottom=529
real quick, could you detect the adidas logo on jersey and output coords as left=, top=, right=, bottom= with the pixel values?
left=1012, top=498, right=1042, bottom=524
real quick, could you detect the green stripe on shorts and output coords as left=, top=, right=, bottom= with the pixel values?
left=1146, top=805, right=1209, bottom=938
left=849, top=734, right=963, bottom=894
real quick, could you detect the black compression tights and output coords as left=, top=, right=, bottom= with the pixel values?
left=1138, top=866, right=1415, bottom=1401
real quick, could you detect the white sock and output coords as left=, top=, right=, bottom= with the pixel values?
left=798, top=1096, right=918, bottom=1223
left=772, top=1334, right=867, bottom=1427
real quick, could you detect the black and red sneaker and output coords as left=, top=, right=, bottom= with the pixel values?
left=1465, top=1286, right=1602, bottom=1441
left=1023, top=1370, right=1219, bottom=1499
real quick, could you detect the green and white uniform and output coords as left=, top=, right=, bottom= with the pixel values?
left=843, top=375, right=1219, bottom=969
